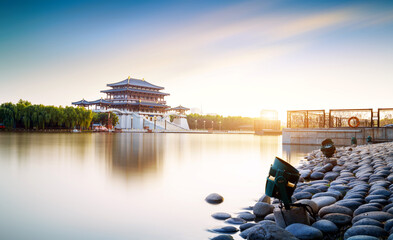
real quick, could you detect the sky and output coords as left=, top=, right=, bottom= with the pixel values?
left=1, top=0, right=393, bottom=119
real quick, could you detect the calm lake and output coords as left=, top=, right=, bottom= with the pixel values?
left=0, top=133, right=318, bottom=240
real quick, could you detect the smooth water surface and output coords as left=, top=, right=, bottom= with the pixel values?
left=0, top=133, right=318, bottom=240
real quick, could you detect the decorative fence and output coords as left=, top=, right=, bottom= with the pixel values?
left=287, top=110, right=325, bottom=128
left=287, top=108, right=393, bottom=128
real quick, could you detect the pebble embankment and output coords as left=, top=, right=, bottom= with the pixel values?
left=208, top=142, right=393, bottom=240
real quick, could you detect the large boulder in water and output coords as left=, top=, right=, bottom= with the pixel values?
left=285, top=223, right=323, bottom=240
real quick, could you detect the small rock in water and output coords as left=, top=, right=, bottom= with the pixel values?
left=210, top=226, right=238, bottom=234
left=310, top=172, right=325, bottom=180
left=225, top=217, right=246, bottom=225
left=353, top=218, right=384, bottom=228
left=211, top=235, right=234, bottom=240
left=352, top=211, right=393, bottom=224
left=205, top=193, right=224, bottom=204
left=318, top=204, right=353, bottom=217
left=285, top=223, right=323, bottom=240
left=211, top=212, right=231, bottom=220
left=237, top=212, right=255, bottom=221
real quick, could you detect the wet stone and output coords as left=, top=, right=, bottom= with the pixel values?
left=225, top=217, right=246, bottom=225
left=285, top=223, right=323, bottom=240
left=312, top=196, right=337, bottom=210
left=239, top=222, right=257, bottom=232
left=206, top=193, right=224, bottom=204
left=211, top=226, right=239, bottom=234
left=212, top=212, right=231, bottom=220
left=354, top=206, right=380, bottom=216
left=264, top=213, right=275, bottom=221
left=237, top=212, right=255, bottom=221
left=211, top=235, right=234, bottom=240
left=344, top=225, right=388, bottom=239
left=353, top=218, right=384, bottom=228
left=323, top=213, right=352, bottom=226
left=313, top=192, right=340, bottom=200
left=293, top=192, right=312, bottom=200
left=386, top=219, right=393, bottom=232
left=352, top=211, right=393, bottom=224
left=312, top=219, right=339, bottom=234
left=346, top=236, right=380, bottom=240
left=319, top=204, right=353, bottom=218
left=311, top=172, right=325, bottom=180
left=336, top=200, right=363, bottom=211
left=253, top=202, right=274, bottom=218
left=246, top=221, right=298, bottom=240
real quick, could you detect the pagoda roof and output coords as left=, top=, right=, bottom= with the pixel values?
left=88, top=99, right=112, bottom=105
left=107, top=77, right=164, bottom=90
left=112, top=101, right=169, bottom=108
left=72, top=99, right=91, bottom=105
left=171, top=105, right=190, bottom=111
left=101, top=88, right=169, bottom=95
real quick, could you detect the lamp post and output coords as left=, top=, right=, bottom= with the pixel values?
left=131, top=116, right=133, bottom=129
left=203, top=120, right=206, bottom=130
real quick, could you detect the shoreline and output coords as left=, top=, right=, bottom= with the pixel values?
left=209, top=142, right=393, bottom=240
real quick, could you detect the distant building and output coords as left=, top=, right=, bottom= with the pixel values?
left=72, top=76, right=189, bottom=131
left=255, top=109, right=281, bottom=135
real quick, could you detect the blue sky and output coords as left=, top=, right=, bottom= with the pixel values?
left=1, top=0, right=393, bottom=118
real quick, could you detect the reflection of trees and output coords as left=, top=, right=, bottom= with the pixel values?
left=103, top=133, right=164, bottom=179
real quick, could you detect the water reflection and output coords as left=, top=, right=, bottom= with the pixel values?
left=282, top=144, right=319, bottom=165
left=95, top=133, right=165, bottom=180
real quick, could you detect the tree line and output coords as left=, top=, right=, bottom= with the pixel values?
left=186, top=113, right=256, bottom=130
left=0, top=100, right=118, bottom=130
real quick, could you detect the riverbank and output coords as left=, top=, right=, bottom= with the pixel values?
left=209, top=142, right=393, bottom=240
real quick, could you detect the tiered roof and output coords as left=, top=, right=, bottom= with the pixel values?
left=107, top=77, right=164, bottom=90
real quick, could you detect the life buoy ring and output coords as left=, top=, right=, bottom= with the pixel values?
left=348, top=117, right=360, bottom=128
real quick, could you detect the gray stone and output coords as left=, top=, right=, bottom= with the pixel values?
left=285, top=223, right=323, bottom=240
left=344, top=225, right=388, bottom=239
left=212, top=212, right=231, bottom=220
left=258, top=194, right=271, bottom=204
left=353, top=206, right=380, bottom=216
left=301, top=187, right=321, bottom=195
left=211, top=235, right=234, bottom=240
left=264, top=213, right=275, bottom=221
left=206, top=193, right=224, bottom=204
left=310, top=172, right=325, bottom=180
left=319, top=204, right=353, bottom=218
left=353, top=218, right=384, bottom=228
left=300, top=170, right=312, bottom=179
left=312, top=219, right=339, bottom=234
left=385, top=219, right=393, bottom=232
left=324, top=172, right=339, bottom=181
left=225, top=217, right=247, bottom=225
left=253, top=202, right=274, bottom=218
left=312, top=196, right=337, bottom=210
left=323, top=163, right=334, bottom=172
left=240, top=222, right=257, bottom=232
left=336, top=200, right=363, bottom=211
left=211, top=226, right=238, bottom=234
left=312, top=192, right=340, bottom=200
left=352, top=211, right=393, bottom=224
left=238, top=212, right=256, bottom=221
left=246, top=221, right=299, bottom=240
left=322, top=213, right=352, bottom=226
left=293, top=192, right=312, bottom=200
left=346, top=236, right=379, bottom=240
